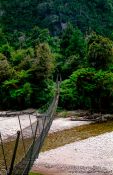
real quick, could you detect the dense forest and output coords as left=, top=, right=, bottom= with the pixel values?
left=0, top=0, right=113, bottom=113
left=1, top=0, right=113, bottom=36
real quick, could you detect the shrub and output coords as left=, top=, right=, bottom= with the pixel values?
left=30, top=43, right=55, bottom=82
left=11, top=48, right=34, bottom=66
left=0, top=59, right=12, bottom=82
left=88, top=33, right=113, bottom=70
left=60, top=79, right=79, bottom=109
left=60, top=68, right=113, bottom=113
left=0, top=44, right=13, bottom=60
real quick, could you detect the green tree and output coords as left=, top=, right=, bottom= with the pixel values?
left=31, top=43, right=55, bottom=82
left=60, top=67, right=113, bottom=113
left=65, top=28, right=87, bottom=58
left=0, top=28, right=7, bottom=46
left=27, top=27, right=50, bottom=47
left=0, top=54, right=12, bottom=82
left=60, top=23, right=75, bottom=56
left=2, top=80, right=33, bottom=109
left=88, top=33, right=113, bottom=70
left=11, top=48, right=34, bottom=67
left=0, top=44, right=13, bottom=60
left=60, top=25, right=87, bottom=78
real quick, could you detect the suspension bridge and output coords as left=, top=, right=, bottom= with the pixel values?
left=0, top=76, right=60, bottom=175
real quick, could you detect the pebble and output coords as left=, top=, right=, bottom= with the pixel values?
left=34, top=132, right=113, bottom=174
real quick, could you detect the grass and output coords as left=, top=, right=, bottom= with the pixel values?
left=1, top=120, right=113, bottom=173
left=29, top=172, right=43, bottom=175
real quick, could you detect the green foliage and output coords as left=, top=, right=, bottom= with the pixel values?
left=2, top=78, right=33, bottom=108
left=1, top=0, right=113, bottom=36
left=3, top=79, right=19, bottom=88
left=29, top=172, right=43, bottom=175
left=60, top=79, right=79, bottom=109
left=0, top=59, right=12, bottom=83
left=0, top=42, right=55, bottom=109
left=60, top=68, right=96, bottom=109
left=61, top=55, right=81, bottom=78
left=31, top=43, right=55, bottom=81
left=60, top=23, right=75, bottom=56
left=88, top=33, right=113, bottom=70
left=0, top=28, right=7, bottom=46
left=27, top=27, right=50, bottom=47
left=60, top=68, right=113, bottom=113
left=31, top=79, right=54, bottom=109
left=1, top=0, right=113, bottom=112
left=65, top=28, right=87, bottom=58
left=11, top=48, right=34, bottom=66
left=0, top=44, right=13, bottom=60
left=0, top=53, right=6, bottom=60
left=60, top=25, right=87, bottom=79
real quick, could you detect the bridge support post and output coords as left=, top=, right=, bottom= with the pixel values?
left=7, top=131, right=20, bottom=175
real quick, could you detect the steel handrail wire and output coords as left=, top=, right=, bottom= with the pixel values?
left=0, top=133, right=8, bottom=172
left=11, top=78, right=60, bottom=175
left=45, top=77, right=60, bottom=117
left=17, top=115, right=26, bottom=155
left=23, top=80, right=60, bottom=174
left=7, top=131, right=20, bottom=175
left=12, top=104, right=58, bottom=174
left=0, top=79, right=60, bottom=175
left=22, top=83, right=60, bottom=174
left=22, top=120, right=39, bottom=175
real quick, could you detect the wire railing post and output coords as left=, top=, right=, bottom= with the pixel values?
left=7, top=131, right=20, bottom=175
left=18, top=115, right=26, bottom=155
left=0, top=133, right=8, bottom=172
left=22, top=120, right=39, bottom=175
left=29, top=114, right=34, bottom=137
left=28, top=119, right=39, bottom=169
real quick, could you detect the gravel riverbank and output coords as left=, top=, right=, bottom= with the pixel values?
left=0, top=116, right=91, bottom=140
left=0, top=115, right=37, bottom=139
left=1, top=113, right=113, bottom=174
left=49, top=118, right=91, bottom=133
left=33, top=132, right=113, bottom=175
